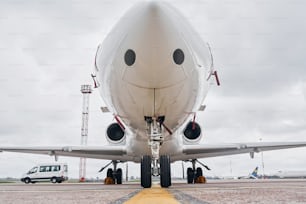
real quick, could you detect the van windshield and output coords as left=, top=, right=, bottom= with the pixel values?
left=28, top=167, right=38, bottom=174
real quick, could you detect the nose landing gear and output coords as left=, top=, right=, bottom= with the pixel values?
left=140, top=116, right=172, bottom=188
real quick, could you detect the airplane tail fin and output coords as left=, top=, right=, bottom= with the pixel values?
left=250, top=166, right=259, bottom=178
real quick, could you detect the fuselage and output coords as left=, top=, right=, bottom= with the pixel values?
left=95, top=2, right=213, bottom=158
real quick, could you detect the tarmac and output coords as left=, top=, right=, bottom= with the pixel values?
left=0, top=179, right=306, bottom=204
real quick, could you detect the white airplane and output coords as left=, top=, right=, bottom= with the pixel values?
left=238, top=167, right=259, bottom=179
left=274, top=170, right=306, bottom=179
left=1, top=2, right=306, bottom=188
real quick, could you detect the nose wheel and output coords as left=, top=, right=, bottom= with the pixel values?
left=160, top=155, right=171, bottom=187
left=141, top=155, right=152, bottom=188
left=140, top=155, right=172, bottom=188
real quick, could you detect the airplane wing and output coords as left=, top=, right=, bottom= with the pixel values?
left=172, top=142, right=306, bottom=161
left=1, top=142, right=306, bottom=162
left=0, top=146, right=131, bottom=161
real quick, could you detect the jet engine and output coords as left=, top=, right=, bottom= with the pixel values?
left=106, top=123, right=125, bottom=144
left=183, top=121, right=202, bottom=144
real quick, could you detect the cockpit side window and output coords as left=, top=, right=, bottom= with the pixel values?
left=173, top=49, right=184, bottom=65
left=124, top=49, right=136, bottom=66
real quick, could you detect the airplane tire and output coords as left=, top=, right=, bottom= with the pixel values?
left=160, top=155, right=171, bottom=188
left=196, top=167, right=203, bottom=177
left=187, top=167, right=194, bottom=184
left=107, top=168, right=113, bottom=178
left=141, top=155, right=152, bottom=188
left=116, top=168, right=122, bottom=184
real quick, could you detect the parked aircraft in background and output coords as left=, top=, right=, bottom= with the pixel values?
left=1, top=2, right=306, bottom=188
left=238, top=167, right=259, bottom=179
left=275, top=170, right=306, bottom=179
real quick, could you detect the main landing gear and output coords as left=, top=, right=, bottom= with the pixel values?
left=140, top=116, right=172, bottom=188
left=186, top=159, right=210, bottom=184
left=99, top=160, right=123, bottom=184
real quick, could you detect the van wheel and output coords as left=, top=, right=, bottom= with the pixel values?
left=24, top=178, right=31, bottom=184
left=51, top=177, right=57, bottom=183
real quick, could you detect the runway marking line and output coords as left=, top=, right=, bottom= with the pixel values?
left=124, top=184, right=179, bottom=204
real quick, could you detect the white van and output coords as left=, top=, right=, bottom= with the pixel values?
left=21, top=163, right=68, bottom=184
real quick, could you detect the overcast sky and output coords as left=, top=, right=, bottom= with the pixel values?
left=0, top=0, right=306, bottom=180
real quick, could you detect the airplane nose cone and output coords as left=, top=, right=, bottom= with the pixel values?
left=113, top=2, right=193, bottom=89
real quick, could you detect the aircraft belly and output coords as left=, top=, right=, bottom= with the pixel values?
left=109, top=75, right=198, bottom=134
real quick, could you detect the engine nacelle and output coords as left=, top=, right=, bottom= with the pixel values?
left=106, top=123, right=125, bottom=144
left=183, top=121, right=202, bottom=144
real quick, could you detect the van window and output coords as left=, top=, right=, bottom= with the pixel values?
left=45, top=166, right=52, bottom=172
left=52, top=165, right=60, bottom=172
left=39, top=166, right=46, bottom=172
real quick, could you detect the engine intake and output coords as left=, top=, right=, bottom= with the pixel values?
left=183, top=122, right=202, bottom=143
left=106, top=123, right=125, bottom=144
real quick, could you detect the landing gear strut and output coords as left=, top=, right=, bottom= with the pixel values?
left=100, top=160, right=123, bottom=184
